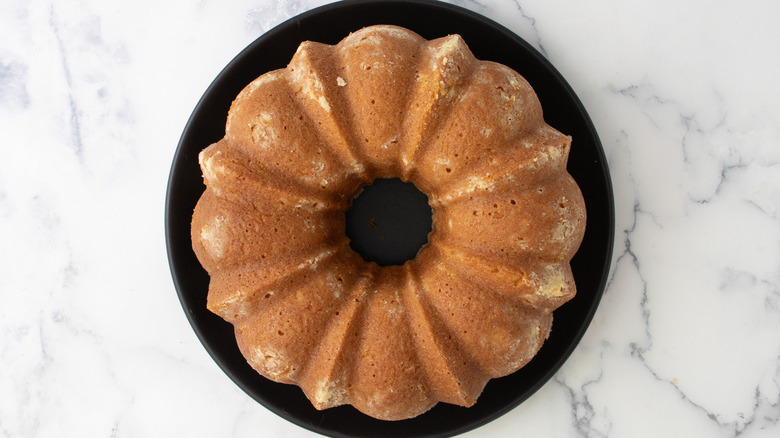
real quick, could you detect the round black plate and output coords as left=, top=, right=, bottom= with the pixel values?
left=165, top=1, right=614, bottom=437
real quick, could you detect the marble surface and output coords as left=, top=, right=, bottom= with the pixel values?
left=1, top=0, right=779, bottom=436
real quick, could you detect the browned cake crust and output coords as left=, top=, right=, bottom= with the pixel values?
left=190, top=25, right=586, bottom=421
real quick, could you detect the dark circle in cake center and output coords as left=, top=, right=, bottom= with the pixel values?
left=345, top=178, right=433, bottom=266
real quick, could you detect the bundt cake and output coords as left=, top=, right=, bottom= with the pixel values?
left=191, top=25, right=586, bottom=421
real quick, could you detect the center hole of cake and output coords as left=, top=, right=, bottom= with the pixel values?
left=345, top=178, right=433, bottom=266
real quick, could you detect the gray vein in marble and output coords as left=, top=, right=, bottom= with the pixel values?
left=609, top=83, right=682, bottom=139
left=616, top=199, right=655, bottom=346
left=602, top=97, right=780, bottom=436
left=707, top=160, right=748, bottom=202
left=739, top=383, right=780, bottom=436
left=604, top=132, right=702, bottom=428
left=746, top=194, right=779, bottom=222
left=456, top=0, right=549, bottom=57
left=608, top=199, right=728, bottom=432
left=757, top=372, right=780, bottom=430
left=720, top=267, right=780, bottom=311
left=629, top=287, right=779, bottom=436
left=0, top=57, right=30, bottom=108
left=49, top=5, right=83, bottom=160
left=633, top=344, right=780, bottom=436
left=19, top=311, right=56, bottom=437
left=555, top=347, right=611, bottom=437
left=110, top=419, right=119, bottom=438
left=607, top=80, right=714, bottom=135
left=509, top=0, right=548, bottom=57
left=604, top=134, right=656, bottom=350
left=631, top=342, right=721, bottom=424
left=606, top=79, right=780, bottom=211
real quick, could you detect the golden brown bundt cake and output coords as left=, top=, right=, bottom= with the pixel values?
left=190, top=25, right=586, bottom=421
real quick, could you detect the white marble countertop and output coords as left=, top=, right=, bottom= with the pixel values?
left=2, top=0, right=779, bottom=436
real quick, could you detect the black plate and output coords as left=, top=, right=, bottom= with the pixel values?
left=165, top=1, right=614, bottom=437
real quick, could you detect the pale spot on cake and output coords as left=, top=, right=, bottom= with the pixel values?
left=200, top=215, right=226, bottom=259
